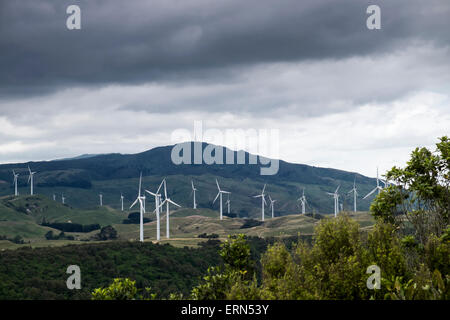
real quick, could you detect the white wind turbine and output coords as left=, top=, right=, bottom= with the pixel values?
left=268, top=195, right=276, bottom=218
left=326, top=185, right=340, bottom=217
left=53, top=194, right=56, bottom=201
left=130, top=172, right=145, bottom=242
left=145, top=179, right=165, bottom=241
left=213, top=179, right=230, bottom=220
left=191, top=180, right=198, bottom=209
left=120, top=193, right=124, bottom=211
left=297, top=188, right=307, bottom=214
left=62, top=193, right=66, bottom=204
left=99, top=193, right=103, bottom=206
left=159, top=179, right=181, bottom=239
left=348, top=177, right=358, bottom=212
left=363, top=167, right=384, bottom=200
left=225, top=193, right=231, bottom=215
left=254, top=184, right=267, bottom=221
left=28, top=166, right=36, bottom=195
left=12, top=170, right=19, bottom=197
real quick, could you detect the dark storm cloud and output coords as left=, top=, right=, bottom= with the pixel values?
left=1, top=0, right=449, bottom=96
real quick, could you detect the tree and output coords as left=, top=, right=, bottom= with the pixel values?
left=371, top=136, right=449, bottom=244
left=91, top=278, right=157, bottom=300
left=93, top=225, right=118, bottom=241
left=190, top=234, right=256, bottom=300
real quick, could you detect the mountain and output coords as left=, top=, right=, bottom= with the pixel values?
left=52, top=154, right=107, bottom=161
left=0, top=142, right=379, bottom=217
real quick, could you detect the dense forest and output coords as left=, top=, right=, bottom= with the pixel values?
left=0, top=235, right=300, bottom=299
left=0, top=240, right=221, bottom=299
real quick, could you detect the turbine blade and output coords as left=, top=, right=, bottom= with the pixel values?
left=168, top=199, right=181, bottom=207
left=156, top=179, right=165, bottom=194
left=164, top=179, right=167, bottom=199
left=138, top=172, right=142, bottom=196
left=262, top=184, right=266, bottom=194
left=363, top=187, right=378, bottom=199
left=130, top=198, right=139, bottom=209
left=213, top=192, right=220, bottom=204
left=216, top=179, right=220, bottom=191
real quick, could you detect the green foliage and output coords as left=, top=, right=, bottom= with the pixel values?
left=92, top=225, right=118, bottom=241
left=371, top=136, right=450, bottom=245
left=0, top=240, right=221, bottom=299
left=92, top=278, right=158, bottom=300
left=45, top=230, right=74, bottom=241
left=92, top=278, right=139, bottom=300
left=191, top=234, right=256, bottom=300
left=219, top=234, right=253, bottom=275
left=190, top=266, right=241, bottom=300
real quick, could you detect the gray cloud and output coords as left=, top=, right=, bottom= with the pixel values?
left=1, top=0, right=449, bottom=96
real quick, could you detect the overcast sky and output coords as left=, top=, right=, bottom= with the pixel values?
left=0, top=0, right=449, bottom=177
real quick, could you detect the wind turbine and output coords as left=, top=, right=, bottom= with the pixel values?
left=62, top=193, right=66, bottom=204
left=326, top=185, right=340, bottom=217
left=12, top=170, right=19, bottom=197
left=254, top=184, right=267, bottom=221
left=213, top=179, right=230, bottom=220
left=159, top=179, right=181, bottom=239
left=99, top=193, right=103, bottom=206
left=120, top=193, right=124, bottom=211
left=363, top=167, right=384, bottom=200
left=225, top=193, right=231, bottom=215
left=297, top=188, right=307, bottom=214
left=27, top=166, right=36, bottom=195
left=130, top=172, right=145, bottom=242
left=191, top=180, right=197, bottom=209
left=53, top=194, right=56, bottom=201
left=268, top=195, right=276, bottom=218
left=348, top=177, right=358, bottom=212
left=145, top=179, right=165, bottom=241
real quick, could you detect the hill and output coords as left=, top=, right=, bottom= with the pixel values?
left=0, top=142, right=380, bottom=217
left=0, top=193, right=375, bottom=249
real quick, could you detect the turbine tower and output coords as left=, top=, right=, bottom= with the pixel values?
left=363, top=167, right=384, bottom=199
left=62, top=193, right=66, bottom=204
left=145, top=179, right=165, bottom=241
left=120, top=193, right=124, bottom=211
left=159, top=179, right=181, bottom=239
left=268, top=195, right=276, bottom=218
left=348, top=177, right=358, bottom=212
left=99, top=193, right=103, bottom=206
left=191, top=180, right=197, bottom=209
left=253, top=184, right=267, bottom=221
left=130, top=172, right=145, bottom=242
left=53, top=194, right=56, bottom=201
left=213, top=179, right=230, bottom=220
left=27, top=166, right=36, bottom=195
left=326, top=185, right=340, bottom=217
left=12, top=170, right=19, bottom=197
left=297, top=188, right=307, bottom=214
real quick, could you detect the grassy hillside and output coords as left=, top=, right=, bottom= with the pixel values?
left=0, top=194, right=375, bottom=249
